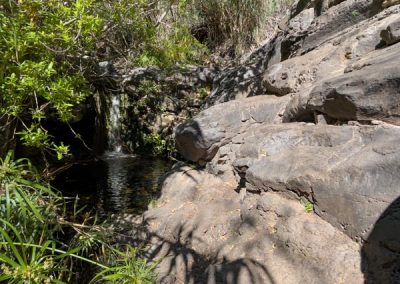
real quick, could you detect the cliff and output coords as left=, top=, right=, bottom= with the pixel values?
left=141, top=0, right=400, bottom=283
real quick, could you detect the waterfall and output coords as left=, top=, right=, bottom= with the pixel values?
left=108, top=94, right=123, bottom=153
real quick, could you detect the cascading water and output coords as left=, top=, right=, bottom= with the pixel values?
left=108, top=94, right=123, bottom=153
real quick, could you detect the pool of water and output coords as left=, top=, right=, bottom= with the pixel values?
left=53, top=153, right=173, bottom=215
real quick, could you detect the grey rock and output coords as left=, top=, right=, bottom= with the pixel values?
left=143, top=166, right=363, bottom=284
left=206, top=1, right=400, bottom=107
left=175, top=96, right=290, bottom=162
left=97, top=61, right=115, bottom=76
left=231, top=123, right=400, bottom=242
left=308, top=43, right=400, bottom=125
left=380, top=19, right=400, bottom=45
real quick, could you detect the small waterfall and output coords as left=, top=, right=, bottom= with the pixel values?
left=108, top=94, right=123, bottom=153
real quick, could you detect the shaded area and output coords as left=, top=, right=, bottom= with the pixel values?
left=53, top=154, right=172, bottom=215
left=116, top=164, right=363, bottom=283
left=362, top=196, right=400, bottom=284
left=146, top=225, right=276, bottom=284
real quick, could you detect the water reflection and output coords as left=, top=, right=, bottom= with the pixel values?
left=53, top=154, right=172, bottom=215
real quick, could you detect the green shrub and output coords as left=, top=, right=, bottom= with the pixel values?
left=0, top=151, right=157, bottom=283
left=0, top=0, right=207, bottom=161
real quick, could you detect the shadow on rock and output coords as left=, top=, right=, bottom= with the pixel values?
left=362, top=196, right=400, bottom=283
left=146, top=223, right=276, bottom=284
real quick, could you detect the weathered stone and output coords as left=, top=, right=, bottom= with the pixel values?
left=288, top=8, right=315, bottom=32
left=229, top=123, right=400, bottom=242
left=362, top=196, right=400, bottom=283
left=380, top=19, right=400, bottom=45
left=206, top=2, right=400, bottom=107
left=144, top=166, right=363, bottom=284
left=175, top=96, right=291, bottom=162
left=142, top=1, right=400, bottom=283
left=262, top=44, right=345, bottom=95
left=308, top=43, right=400, bottom=125
left=382, top=0, right=400, bottom=8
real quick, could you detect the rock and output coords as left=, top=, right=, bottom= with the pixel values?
left=224, top=123, right=400, bottom=241
left=97, top=61, right=115, bottom=76
left=206, top=2, right=400, bottom=107
left=262, top=44, right=344, bottom=95
left=150, top=113, right=176, bottom=134
left=382, top=0, right=400, bottom=8
left=205, top=35, right=280, bottom=106
left=142, top=0, right=400, bottom=282
left=175, top=96, right=291, bottom=162
left=308, top=43, right=400, bottom=125
left=288, top=8, right=315, bottom=32
left=380, top=19, right=400, bottom=45
left=144, top=166, right=363, bottom=283
left=362, top=196, right=400, bottom=283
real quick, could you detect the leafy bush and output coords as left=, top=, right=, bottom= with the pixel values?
left=0, top=0, right=101, bottom=159
left=0, top=0, right=207, bottom=161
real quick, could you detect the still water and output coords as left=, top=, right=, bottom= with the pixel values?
left=53, top=153, right=172, bottom=215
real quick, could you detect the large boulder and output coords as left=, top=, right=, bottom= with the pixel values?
left=144, top=166, right=363, bottom=284
left=308, top=43, right=400, bottom=124
left=220, top=123, right=400, bottom=242
left=175, top=95, right=291, bottom=162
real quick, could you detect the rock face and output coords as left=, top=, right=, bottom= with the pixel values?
left=143, top=0, right=400, bottom=283
left=175, top=96, right=290, bottom=162
left=95, top=65, right=218, bottom=154
left=308, top=43, right=400, bottom=125
left=144, top=166, right=363, bottom=284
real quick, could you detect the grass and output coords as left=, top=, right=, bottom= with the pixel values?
left=0, top=151, right=157, bottom=283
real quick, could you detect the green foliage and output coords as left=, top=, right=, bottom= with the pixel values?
left=304, top=201, right=314, bottom=213
left=137, top=80, right=162, bottom=96
left=142, top=133, right=174, bottom=156
left=0, top=151, right=157, bottom=283
left=0, top=0, right=207, bottom=161
left=197, top=86, right=211, bottom=98
left=92, top=246, right=157, bottom=284
left=135, top=23, right=208, bottom=68
left=0, top=0, right=100, bottom=158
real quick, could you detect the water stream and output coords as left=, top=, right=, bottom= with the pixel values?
left=108, top=94, right=123, bottom=153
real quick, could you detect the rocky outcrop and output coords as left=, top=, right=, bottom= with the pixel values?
left=308, top=43, right=400, bottom=124
left=144, top=166, right=363, bottom=283
left=95, top=65, right=218, bottom=154
left=143, top=0, right=400, bottom=283
left=207, top=3, right=400, bottom=107
left=175, top=96, right=290, bottom=163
